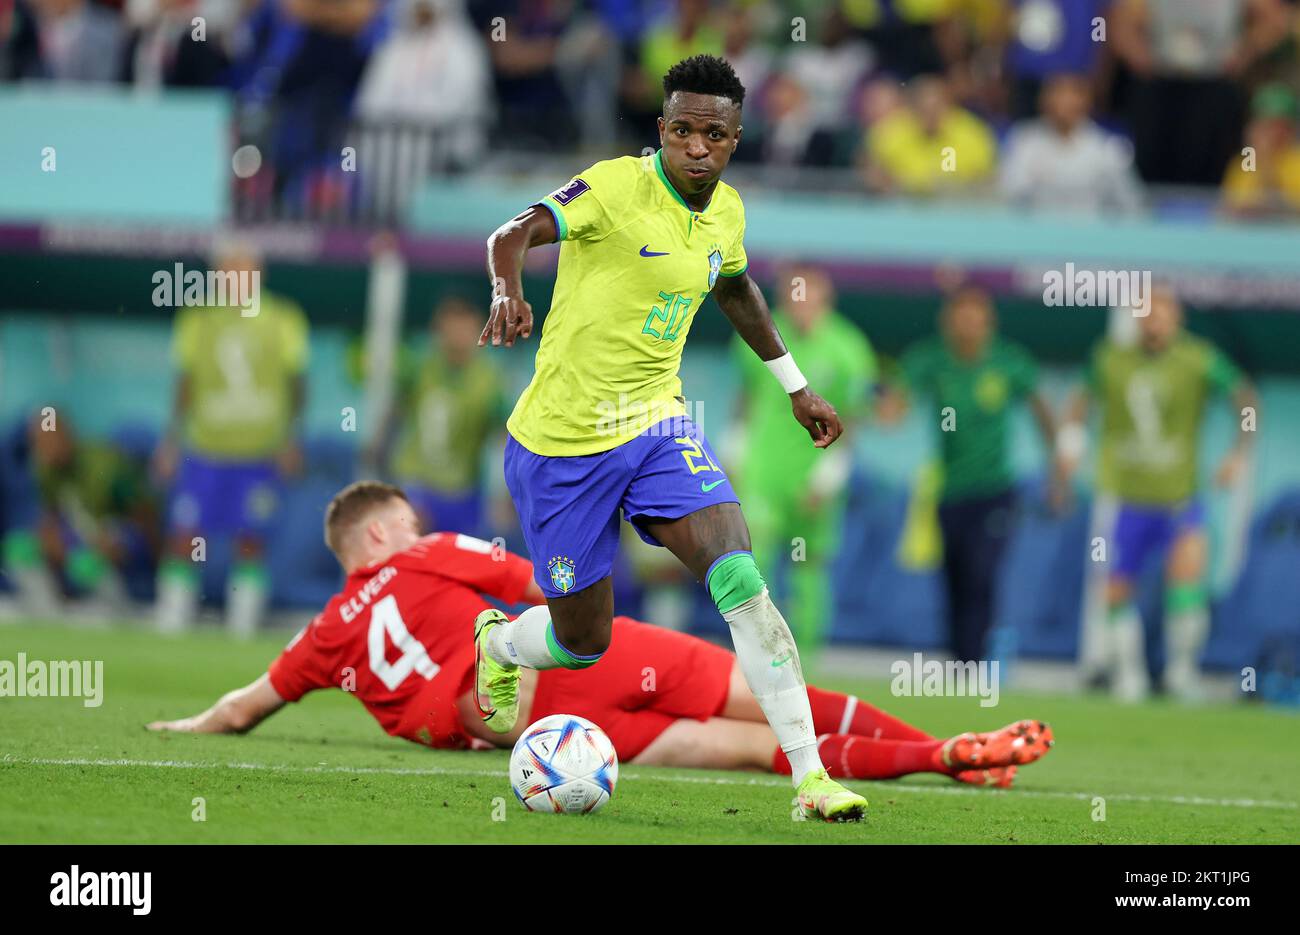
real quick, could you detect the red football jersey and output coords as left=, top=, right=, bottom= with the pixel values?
left=268, top=533, right=534, bottom=748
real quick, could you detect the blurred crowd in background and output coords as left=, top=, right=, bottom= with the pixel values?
left=5, top=0, right=1300, bottom=216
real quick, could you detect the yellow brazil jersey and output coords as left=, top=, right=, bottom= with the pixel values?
left=174, top=293, right=309, bottom=460
left=507, top=150, right=748, bottom=456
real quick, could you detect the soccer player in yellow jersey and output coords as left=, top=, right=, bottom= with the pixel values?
left=475, top=55, right=866, bottom=821
left=153, top=243, right=308, bottom=637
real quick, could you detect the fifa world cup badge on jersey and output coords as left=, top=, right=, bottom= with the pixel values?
left=548, top=556, right=576, bottom=593
left=551, top=178, right=590, bottom=206
left=707, top=247, right=723, bottom=289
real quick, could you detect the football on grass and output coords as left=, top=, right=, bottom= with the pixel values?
left=509, top=714, right=618, bottom=813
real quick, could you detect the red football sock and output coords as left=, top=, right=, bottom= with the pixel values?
left=772, top=735, right=948, bottom=781
left=805, top=685, right=933, bottom=742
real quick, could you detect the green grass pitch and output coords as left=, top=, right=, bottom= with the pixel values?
left=2, top=622, right=1297, bottom=844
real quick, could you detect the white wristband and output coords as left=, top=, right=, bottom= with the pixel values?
left=765, top=353, right=808, bottom=394
left=1056, top=422, right=1087, bottom=461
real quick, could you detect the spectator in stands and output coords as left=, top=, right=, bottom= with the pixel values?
left=751, top=70, right=837, bottom=168
left=152, top=241, right=309, bottom=637
left=552, top=4, right=622, bottom=150
left=1005, top=0, right=1109, bottom=119
left=731, top=265, right=878, bottom=670
left=236, top=0, right=384, bottom=211
left=2, top=0, right=36, bottom=79
left=623, top=0, right=722, bottom=140
left=841, top=0, right=947, bottom=79
left=10, top=0, right=124, bottom=82
left=861, top=73, right=996, bottom=196
left=925, top=0, right=1012, bottom=116
left=478, top=0, right=578, bottom=150
left=784, top=6, right=874, bottom=136
left=2, top=412, right=156, bottom=614
left=999, top=72, right=1144, bottom=215
left=719, top=1, right=772, bottom=111
left=354, top=0, right=491, bottom=191
left=858, top=73, right=906, bottom=127
left=640, top=0, right=722, bottom=92
left=1109, top=0, right=1290, bottom=186
left=879, top=286, right=1063, bottom=663
left=121, top=0, right=230, bottom=88
left=1221, top=82, right=1300, bottom=216
left=371, top=296, right=508, bottom=538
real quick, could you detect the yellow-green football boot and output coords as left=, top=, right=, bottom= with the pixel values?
left=794, top=768, right=868, bottom=822
left=474, top=608, right=520, bottom=734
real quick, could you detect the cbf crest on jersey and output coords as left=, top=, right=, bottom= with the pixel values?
left=707, top=246, right=723, bottom=289
left=548, top=555, right=576, bottom=593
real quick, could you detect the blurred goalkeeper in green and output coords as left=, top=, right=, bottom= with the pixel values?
left=731, top=265, right=877, bottom=666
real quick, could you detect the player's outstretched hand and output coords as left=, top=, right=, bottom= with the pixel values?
left=790, top=388, right=843, bottom=449
left=146, top=717, right=196, bottom=733
left=481, top=294, right=533, bottom=347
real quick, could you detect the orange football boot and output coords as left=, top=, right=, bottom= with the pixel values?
left=953, top=766, right=1018, bottom=788
left=974, top=719, right=1054, bottom=767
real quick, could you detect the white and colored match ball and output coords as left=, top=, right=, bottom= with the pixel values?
left=509, top=714, right=618, bottom=814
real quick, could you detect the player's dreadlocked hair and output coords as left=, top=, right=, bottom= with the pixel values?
left=663, top=54, right=746, bottom=109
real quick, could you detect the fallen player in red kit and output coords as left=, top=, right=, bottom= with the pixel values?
left=148, top=482, right=1053, bottom=786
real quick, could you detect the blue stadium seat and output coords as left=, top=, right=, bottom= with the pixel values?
left=0, top=419, right=35, bottom=594
left=0, top=418, right=37, bottom=534
left=109, top=423, right=159, bottom=462
left=831, top=470, right=946, bottom=649
left=301, top=435, right=357, bottom=486
left=1208, top=489, right=1300, bottom=693
left=265, top=477, right=345, bottom=609
left=997, top=480, right=1089, bottom=661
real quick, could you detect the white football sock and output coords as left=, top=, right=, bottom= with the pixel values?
left=1108, top=605, right=1149, bottom=703
left=1165, top=607, right=1208, bottom=700
left=722, top=588, right=823, bottom=784
left=10, top=563, right=61, bottom=617
left=486, top=604, right=564, bottom=670
left=155, top=572, right=198, bottom=634
left=225, top=571, right=267, bottom=639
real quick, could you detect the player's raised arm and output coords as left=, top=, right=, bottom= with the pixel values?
left=482, top=205, right=558, bottom=348
left=713, top=269, right=843, bottom=448
left=146, top=673, right=286, bottom=735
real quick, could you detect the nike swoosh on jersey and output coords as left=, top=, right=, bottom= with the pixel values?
left=701, top=478, right=728, bottom=492
left=639, top=245, right=670, bottom=257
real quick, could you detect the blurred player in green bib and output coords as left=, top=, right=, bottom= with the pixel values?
left=1062, top=287, right=1257, bottom=702
left=882, top=286, right=1061, bottom=662
left=732, top=265, right=877, bottom=667
left=375, top=296, right=509, bottom=537
left=3, top=413, right=156, bottom=614
left=152, top=243, right=309, bottom=636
